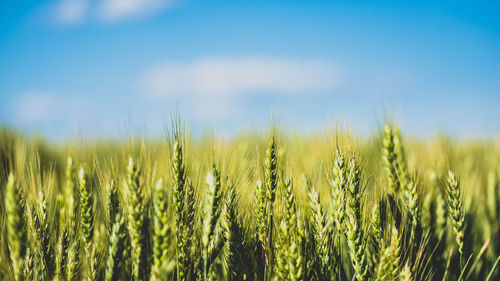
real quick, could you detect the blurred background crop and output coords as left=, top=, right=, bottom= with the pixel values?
left=0, top=0, right=499, bottom=139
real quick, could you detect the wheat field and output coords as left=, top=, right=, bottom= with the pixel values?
left=0, top=121, right=499, bottom=281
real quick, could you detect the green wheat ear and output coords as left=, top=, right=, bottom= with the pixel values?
left=282, top=177, right=297, bottom=236
left=171, top=137, right=190, bottom=281
left=223, top=184, right=246, bottom=281
left=38, top=190, right=55, bottom=275
left=172, top=140, right=186, bottom=226
left=23, top=247, right=34, bottom=280
left=79, top=167, right=94, bottom=248
left=331, top=148, right=347, bottom=230
left=55, top=226, right=69, bottom=281
left=262, top=133, right=279, bottom=281
left=345, top=155, right=368, bottom=281
left=105, top=213, right=125, bottom=281
left=5, top=173, right=27, bottom=280
left=255, top=179, right=267, bottom=246
left=104, top=179, right=126, bottom=281
left=376, top=226, right=401, bottom=281
left=265, top=135, right=278, bottom=204
left=151, top=179, right=170, bottom=281
left=405, top=180, right=421, bottom=228
left=126, top=157, right=147, bottom=281
left=66, top=239, right=81, bottom=281
left=446, top=170, right=465, bottom=262
left=275, top=217, right=304, bottom=281
left=202, top=165, right=223, bottom=280
left=383, top=124, right=403, bottom=194
left=308, top=187, right=331, bottom=280
left=369, top=200, right=385, bottom=271
left=65, top=157, right=78, bottom=238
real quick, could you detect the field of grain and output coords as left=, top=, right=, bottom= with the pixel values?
left=0, top=122, right=499, bottom=281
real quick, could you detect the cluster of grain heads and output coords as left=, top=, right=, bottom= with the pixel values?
left=2, top=121, right=500, bottom=281
left=446, top=170, right=465, bottom=266
left=5, top=173, right=26, bottom=280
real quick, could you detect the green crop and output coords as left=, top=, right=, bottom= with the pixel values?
left=0, top=121, right=499, bottom=281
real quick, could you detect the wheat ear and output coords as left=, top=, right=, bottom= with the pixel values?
left=5, top=173, right=26, bottom=280
left=446, top=170, right=465, bottom=266
left=151, top=179, right=170, bottom=281
left=345, top=156, right=368, bottom=281
left=202, top=165, right=223, bottom=280
left=126, top=157, right=147, bottom=281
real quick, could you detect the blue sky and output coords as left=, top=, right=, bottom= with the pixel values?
left=0, top=0, right=499, bottom=139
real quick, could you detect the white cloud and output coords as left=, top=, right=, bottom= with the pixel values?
left=99, top=0, right=176, bottom=22
left=141, top=56, right=340, bottom=98
left=189, top=98, right=241, bottom=120
left=14, top=92, right=54, bottom=123
left=49, top=0, right=176, bottom=24
left=54, top=0, right=88, bottom=24
left=12, top=91, right=90, bottom=125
